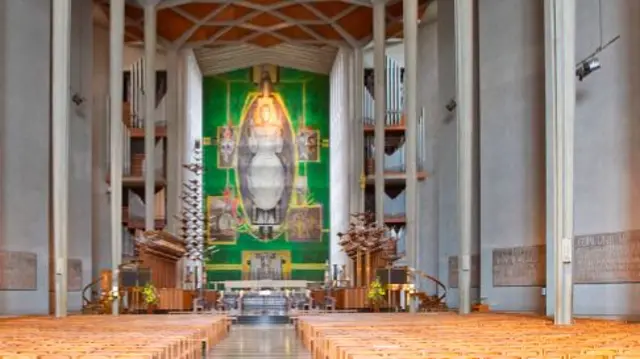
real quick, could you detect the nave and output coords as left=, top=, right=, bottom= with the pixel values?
left=2, top=312, right=640, bottom=358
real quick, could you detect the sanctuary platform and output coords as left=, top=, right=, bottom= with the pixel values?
left=211, top=279, right=330, bottom=325
left=296, top=313, right=640, bottom=359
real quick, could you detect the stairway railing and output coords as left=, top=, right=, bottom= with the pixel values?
left=81, top=276, right=104, bottom=314
left=407, top=267, right=447, bottom=303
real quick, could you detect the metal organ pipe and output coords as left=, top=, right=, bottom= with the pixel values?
left=359, top=53, right=425, bottom=260
left=362, top=56, right=405, bottom=130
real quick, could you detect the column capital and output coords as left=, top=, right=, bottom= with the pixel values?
left=371, top=0, right=388, bottom=7
left=338, top=45, right=355, bottom=54
left=372, top=0, right=386, bottom=226
left=137, top=0, right=162, bottom=7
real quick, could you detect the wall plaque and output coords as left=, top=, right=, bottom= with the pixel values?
left=448, top=255, right=479, bottom=288
left=574, top=230, right=640, bottom=284
left=68, top=259, right=83, bottom=292
left=0, top=251, right=37, bottom=290
left=492, top=245, right=545, bottom=287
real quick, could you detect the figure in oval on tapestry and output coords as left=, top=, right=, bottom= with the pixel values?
left=236, top=65, right=295, bottom=241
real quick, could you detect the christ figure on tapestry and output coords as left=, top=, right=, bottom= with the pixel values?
left=247, top=100, right=285, bottom=232
left=237, top=67, right=295, bottom=240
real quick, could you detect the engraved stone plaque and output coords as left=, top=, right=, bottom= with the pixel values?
left=68, top=259, right=83, bottom=292
left=0, top=251, right=37, bottom=290
left=492, top=245, right=546, bottom=287
left=448, top=254, right=479, bottom=288
left=574, top=230, right=640, bottom=284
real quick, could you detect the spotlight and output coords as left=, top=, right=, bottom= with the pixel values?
left=576, top=57, right=601, bottom=81
left=445, top=99, right=457, bottom=112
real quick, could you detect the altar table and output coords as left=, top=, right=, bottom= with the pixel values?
left=223, top=279, right=312, bottom=290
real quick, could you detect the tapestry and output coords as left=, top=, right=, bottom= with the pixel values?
left=202, top=65, right=330, bottom=285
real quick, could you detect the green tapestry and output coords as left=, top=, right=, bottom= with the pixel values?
left=202, top=65, right=330, bottom=285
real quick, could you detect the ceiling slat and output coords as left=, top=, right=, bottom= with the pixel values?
left=195, top=43, right=337, bottom=75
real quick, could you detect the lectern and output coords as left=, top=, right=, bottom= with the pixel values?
left=376, top=267, right=409, bottom=311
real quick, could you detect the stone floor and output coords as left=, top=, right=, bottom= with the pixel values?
left=208, top=324, right=311, bottom=358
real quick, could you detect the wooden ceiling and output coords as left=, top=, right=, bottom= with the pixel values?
left=101, top=0, right=430, bottom=49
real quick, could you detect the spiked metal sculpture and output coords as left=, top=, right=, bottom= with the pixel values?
left=175, top=140, right=212, bottom=291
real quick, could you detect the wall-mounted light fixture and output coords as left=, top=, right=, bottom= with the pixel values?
left=445, top=99, right=457, bottom=112
left=71, top=93, right=86, bottom=106
left=576, top=58, right=601, bottom=82
left=575, top=0, right=620, bottom=82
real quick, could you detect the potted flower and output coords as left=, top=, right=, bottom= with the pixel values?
left=367, top=277, right=386, bottom=312
left=142, top=282, right=159, bottom=314
left=472, top=297, right=489, bottom=312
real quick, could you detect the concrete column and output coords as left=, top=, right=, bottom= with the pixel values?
left=545, top=0, right=575, bottom=325
left=330, top=48, right=351, bottom=268
left=353, top=48, right=365, bottom=213
left=176, top=52, right=187, bottom=287
left=346, top=47, right=364, bottom=284
left=348, top=49, right=358, bottom=216
left=176, top=51, right=186, bottom=230
left=144, top=4, right=157, bottom=231
left=166, top=50, right=179, bottom=236
left=109, top=0, right=125, bottom=316
left=52, top=0, right=72, bottom=318
left=454, top=0, right=473, bottom=315
left=373, top=0, right=386, bottom=225
left=404, top=0, right=419, bottom=288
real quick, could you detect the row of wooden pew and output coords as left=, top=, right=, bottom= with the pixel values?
left=296, top=313, right=640, bottom=359
left=0, top=314, right=229, bottom=359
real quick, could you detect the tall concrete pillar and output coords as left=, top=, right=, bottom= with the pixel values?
left=403, top=0, right=419, bottom=295
left=52, top=0, right=72, bottom=318
left=144, top=4, right=157, bottom=231
left=353, top=48, right=365, bottom=213
left=454, top=0, right=474, bottom=315
left=348, top=49, right=358, bottom=216
left=164, top=50, right=181, bottom=286
left=330, top=48, right=351, bottom=269
left=166, top=51, right=179, bottom=235
left=109, top=0, right=125, bottom=316
left=373, top=0, right=386, bottom=225
left=545, top=0, right=575, bottom=325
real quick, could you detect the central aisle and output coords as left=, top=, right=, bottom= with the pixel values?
left=208, top=324, right=311, bottom=358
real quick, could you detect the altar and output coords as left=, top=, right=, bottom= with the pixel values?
left=222, top=279, right=311, bottom=290
left=214, top=280, right=316, bottom=322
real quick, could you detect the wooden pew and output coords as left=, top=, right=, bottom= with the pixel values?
left=297, top=313, right=640, bottom=359
left=0, top=314, right=229, bottom=359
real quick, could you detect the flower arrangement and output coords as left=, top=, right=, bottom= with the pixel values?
left=367, top=277, right=386, bottom=304
left=472, top=296, right=490, bottom=312
left=107, top=289, right=120, bottom=302
left=142, top=283, right=159, bottom=306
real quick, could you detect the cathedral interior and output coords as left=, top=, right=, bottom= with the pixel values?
left=0, top=0, right=639, bottom=357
